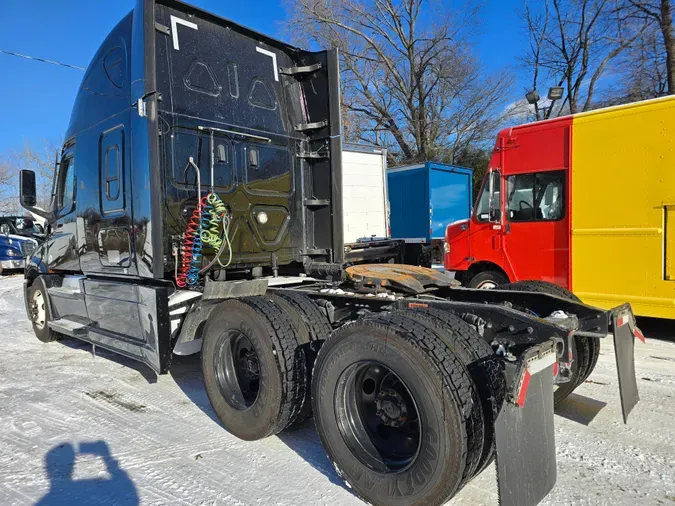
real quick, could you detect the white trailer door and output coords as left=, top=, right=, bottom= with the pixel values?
left=342, top=146, right=388, bottom=244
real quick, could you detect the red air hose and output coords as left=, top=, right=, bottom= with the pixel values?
left=176, top=199, right=205, bottom=288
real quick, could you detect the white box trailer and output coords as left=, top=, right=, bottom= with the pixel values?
left=341, top=144, right=389, bottom=244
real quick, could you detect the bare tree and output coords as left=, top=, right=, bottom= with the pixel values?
left=522, top=0, right=644, bottom=114
left=618, top=25, right=669, bottom=100
left=0, top=159, right=16, bottom=214
left=285, top=0, right=514, bottom=164
left=523, top=2, right=553, bottom=119
left=615, top=0, right=675, bottom=97
left=0, top=141, right=60, bottom=214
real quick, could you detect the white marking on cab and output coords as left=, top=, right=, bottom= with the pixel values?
left=256, top=47, right=279, bottom=82
left=170, top=15, right=198, bottom=51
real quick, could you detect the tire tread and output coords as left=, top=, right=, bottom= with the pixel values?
left=402, top=308, right=505, bottom=476
left=363, top=312, right=475, bottom=501
left=239, top=296, right=306, bottom=431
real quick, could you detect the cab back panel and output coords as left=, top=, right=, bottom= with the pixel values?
left=154, top=1, right=342, bottom=271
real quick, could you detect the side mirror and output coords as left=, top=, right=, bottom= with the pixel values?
left=0, top=224, right=9, bottom=236
left=487, top=169, right=501, bottom=223
left=20, top=170, right=37, bottom=208
left=488, top=203, right=500, bottom=222
left=19, top=169, right=54, bottom=222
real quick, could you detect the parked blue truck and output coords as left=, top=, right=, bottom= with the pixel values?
left=0, top=234, right=37, bottom=273
left=388, top=162, right=473, bottom=266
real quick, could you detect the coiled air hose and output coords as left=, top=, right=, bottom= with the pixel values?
left=199, top=193, right=232, bottom=272
left=176, top=192, right=232, bottom=288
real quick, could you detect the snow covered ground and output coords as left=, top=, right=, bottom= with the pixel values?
left=0, top=273, right=674, bottom=505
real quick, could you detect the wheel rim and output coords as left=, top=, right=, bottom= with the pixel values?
left=476, top=280, right=497, bottom=289
left=554, top=338, right=579, bottom=393
left=334, top=361, right=422, bottom=473
left=30, top=288, right=46, bottom=330
left=213, top=331, right=260, bottom=411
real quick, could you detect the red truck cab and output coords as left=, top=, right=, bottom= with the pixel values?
left=445, top=117, right=572, bottom=289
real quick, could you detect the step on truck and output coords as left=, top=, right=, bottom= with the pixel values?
left=19, top=1, right=642, bottom=505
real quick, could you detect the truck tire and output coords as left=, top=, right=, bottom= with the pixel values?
left=27, top=278, right=59, bottom=343
left=498, top=280, right=581, bottom=301
left=311, top=313, right=477, bottom=506
left=401, top=308, right=505, bottom=477
left=385, top=309, right=485, bottom=486
left=273, top=291, right=332, bottom=343
left=497, top=280, right=601, bottom=403
left=267, top=293, right=325, bottom=428
left=468, top=270, right=508, bottom=289
left=201, top=296, right=305, bottom=440
left=272, top=291, right=332, bottom=428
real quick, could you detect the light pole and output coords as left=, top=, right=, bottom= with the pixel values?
left=525, top=86, right=564, bottom=121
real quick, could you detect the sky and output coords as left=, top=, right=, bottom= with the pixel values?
left=0, top=0, right=526, bottom=154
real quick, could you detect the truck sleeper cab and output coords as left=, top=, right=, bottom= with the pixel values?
left=19, top=2, right=642, bottom=506
left=446, top=97, right=675, bottom=320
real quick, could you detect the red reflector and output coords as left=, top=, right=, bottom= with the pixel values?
left=553, top=362, right=559, bottom=377
left=633, top=327, right=646, bottom=343
left=408, top=302, right=429, bottom=309
left=517, top=370, right=531, bottom=407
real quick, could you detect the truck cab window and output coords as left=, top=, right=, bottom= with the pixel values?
left=475, top=174, right=500, bottom=222
left=507, top=171, right=565, bottom=222
left=58, top=155, right=75, bottom=213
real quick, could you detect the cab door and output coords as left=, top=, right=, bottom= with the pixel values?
left=502, top=170, right=569, bottom=286
left=463, top=170, right=507, bottom=272
left=96, top=124, right=134, bottom=271
left=47, top=143, right=81, bottom=272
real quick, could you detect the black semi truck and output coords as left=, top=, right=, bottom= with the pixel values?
left=19, top=1, right=642, bottom=505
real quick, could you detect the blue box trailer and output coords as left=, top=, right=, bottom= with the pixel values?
left=387, top=162, right=473, bottom=265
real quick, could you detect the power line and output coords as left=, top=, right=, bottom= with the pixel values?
left=0, top=49, right=85, bottom=71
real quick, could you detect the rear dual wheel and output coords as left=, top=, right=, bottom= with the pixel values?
left=400, top=308, right=505, bottom=476
left=498, top=280, right=601, bottom=403
left=311, top=312, right=486, bottom=506
left=202, top=298, right=498, bottom=504
left=201, top=293, right=330, bottom=440
left=268, top=291, right=331, bottom=428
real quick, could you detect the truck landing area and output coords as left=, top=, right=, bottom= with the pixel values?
left=0, top=274, right=673, bottom=506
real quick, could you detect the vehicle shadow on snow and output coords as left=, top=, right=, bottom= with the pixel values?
left=35, top=440, right=139, bottom=505
left=637, top=316, right=675, bottom=342
left=57, top=338, right=158, bottom=384
left=276, top=423, right=350, bottom=490
left=170, top=354, right=220, bottom=425
left=170, top=353, right=351, bottom=493
left=554, top=393, right=607, bottom=426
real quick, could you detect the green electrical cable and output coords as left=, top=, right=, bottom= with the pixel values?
left=198, top=193, right=233, bottom=274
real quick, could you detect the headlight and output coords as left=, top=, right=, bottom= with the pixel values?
left=2, top=248, right=20, bottom=257
left=444, top=242, right=450, bottom=254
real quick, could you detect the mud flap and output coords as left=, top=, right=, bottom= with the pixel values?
left=611, top=304, right=640, bottom=423
left=495, top=341, right=557, bottom=506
